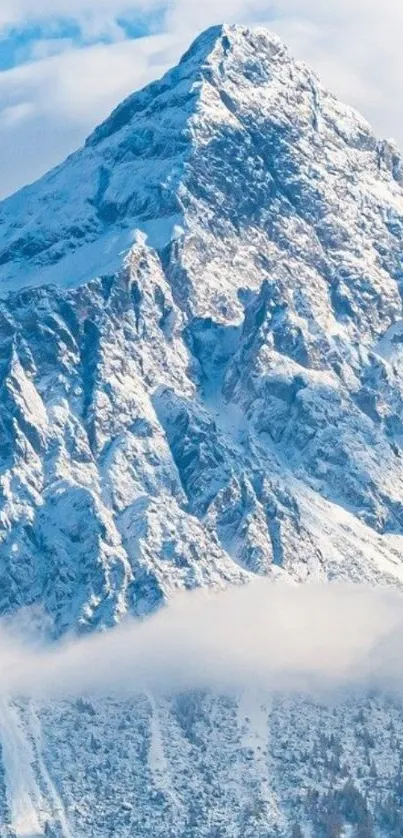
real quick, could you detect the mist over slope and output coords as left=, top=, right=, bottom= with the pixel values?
left=0, top=22, right=403, bottom=838
left=1, top=583, right=403, bottom=700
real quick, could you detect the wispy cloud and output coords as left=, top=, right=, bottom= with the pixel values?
left=2, top=583, right=403, bottom=700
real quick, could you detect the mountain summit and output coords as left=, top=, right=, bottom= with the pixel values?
left=2, top=23, right=402, bottom=317
left=0, top=24, right=403, bottom=836
left=1, top=24, right=292, bottom=294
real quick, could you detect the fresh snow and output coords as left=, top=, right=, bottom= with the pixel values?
left=28, top=705, right=72, bottom=838
left=0, top=700, right=43, bottom=837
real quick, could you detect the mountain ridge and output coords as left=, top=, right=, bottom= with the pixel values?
left=2, top=23, right=401, bottom=309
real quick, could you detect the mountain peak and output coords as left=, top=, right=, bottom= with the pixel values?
left=0, top=23, right=401, bottom=309
left=178, top=23, right=287, bottom=66
left=0, top=23, right=295, bottom=294
left=86, top=23, right=288, bottom=150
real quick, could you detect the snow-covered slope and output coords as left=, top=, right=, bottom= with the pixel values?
left=1, top=22, right=403, bottom=837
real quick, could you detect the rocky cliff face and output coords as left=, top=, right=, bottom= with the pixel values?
left=0, top=23, right=403, bottom=837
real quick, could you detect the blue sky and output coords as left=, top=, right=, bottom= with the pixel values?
left=0, top=12, right=166, bottom=71
left=0, top=0, right=402, bottom=198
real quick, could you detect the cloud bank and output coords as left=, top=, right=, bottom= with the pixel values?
left=0, top=0, right=402, bottom=198
left=1, top=582, right=403, bottom=702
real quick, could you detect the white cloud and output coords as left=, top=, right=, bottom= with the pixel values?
left=1, top=582, right=403, bottom=700
left=0, top=0, right=163, bottom=36
left=164, top=0, right=270, bottom=33
left=26, top=38, right=76, bottom=61
left=1, top=101, right=35, bottom=126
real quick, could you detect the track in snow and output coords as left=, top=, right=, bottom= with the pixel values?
left=0, top=699, right=43, bottom=837
left=0, top=699, right=72, bottom=838
left=28, top=704, right=72, bottom=838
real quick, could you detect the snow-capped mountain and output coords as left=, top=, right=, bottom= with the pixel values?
left=0, top=23, right=403, bottom=837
